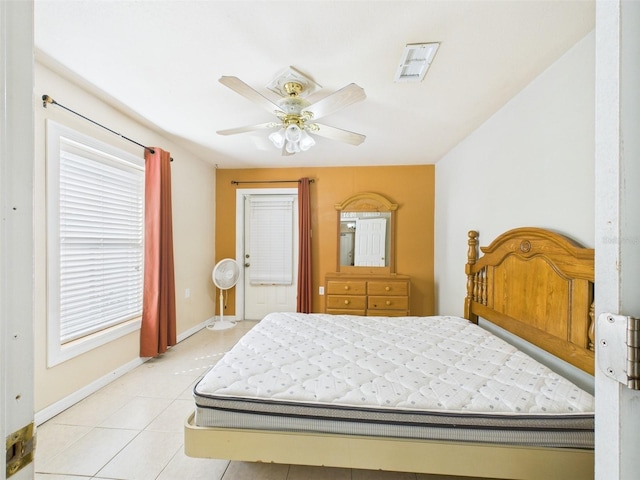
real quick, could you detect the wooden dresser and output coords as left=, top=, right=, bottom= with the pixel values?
left=324, top=273, right=410, bottom=316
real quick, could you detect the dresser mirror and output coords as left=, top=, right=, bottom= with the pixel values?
left=335, top=192, right=397, bottom=274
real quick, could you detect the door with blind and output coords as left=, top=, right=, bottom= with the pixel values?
left=242, top=192, right=298, bottom=320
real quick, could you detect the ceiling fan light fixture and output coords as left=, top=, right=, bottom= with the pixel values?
left=299, top=130, right=316, bottom=151
left=269, top=123, right=314, bottom=154
left=268, top=128, right=286, bottom=148
left=285, top=139, right=300, bottom=154
left=394, top=42, right=440, bottom=83
left=284, top=124, right=302, bottom=143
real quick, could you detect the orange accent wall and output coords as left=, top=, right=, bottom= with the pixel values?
left=215, top=165, right=435, bottom=316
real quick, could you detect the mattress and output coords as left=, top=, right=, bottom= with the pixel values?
left=193, top=312, right=594, bottom=449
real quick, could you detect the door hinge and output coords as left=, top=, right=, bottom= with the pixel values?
left=5, top=423, right=35, bottom=478
left=597, top=313, right=640, bottom=390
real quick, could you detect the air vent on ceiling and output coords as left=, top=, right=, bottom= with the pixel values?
left=394, top=42, right=440, bottom=83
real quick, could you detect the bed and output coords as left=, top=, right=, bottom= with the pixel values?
left=185, top=227, right=595, bottom=479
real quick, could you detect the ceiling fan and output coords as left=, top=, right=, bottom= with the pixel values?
left=216, top=67, right=366, bottom=155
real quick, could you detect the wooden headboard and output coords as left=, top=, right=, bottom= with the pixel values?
left=464, top=227, right=595, bottom=374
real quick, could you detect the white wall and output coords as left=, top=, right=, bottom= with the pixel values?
left=34, top=61, right=218, bottom=418
left=435, top=31, right=595, bottom=316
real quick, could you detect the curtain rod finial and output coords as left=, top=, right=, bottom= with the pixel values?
left=42, top=95, right=55, bottom=108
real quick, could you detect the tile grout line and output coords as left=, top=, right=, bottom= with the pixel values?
left=92, top=427, right=146, bottom=479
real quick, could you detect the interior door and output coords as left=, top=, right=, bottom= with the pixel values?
left=242, top=192, right=298, bottom=321
left=354, top=217, right=387, bottom=266
left=594, top=3, right=640, bottom=478
left=2, top=2, right=36, bottom=478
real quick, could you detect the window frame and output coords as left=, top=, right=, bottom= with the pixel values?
left=46, top=120, right=144, bottom=367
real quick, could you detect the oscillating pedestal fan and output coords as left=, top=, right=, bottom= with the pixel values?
left=208, top=258, right=241, bottom=331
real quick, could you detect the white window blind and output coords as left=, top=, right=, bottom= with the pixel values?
left=47, top=122, right=144, bottom=353
left=248, top=195, right=294, bottom=285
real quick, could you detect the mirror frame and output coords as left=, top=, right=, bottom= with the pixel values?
left=335, top=192, right=398, bottom=274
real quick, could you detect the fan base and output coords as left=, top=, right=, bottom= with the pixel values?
left=206, top=320, right=237, bottom=331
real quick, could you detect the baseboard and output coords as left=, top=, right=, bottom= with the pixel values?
left=35, top=318, right=213, bottom=426
left=34, top=356, right=146, bottom=426
left=178, top=319, right=209, bottom=342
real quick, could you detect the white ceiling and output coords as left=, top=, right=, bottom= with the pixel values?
left=34, top=1, right=595, bottom=169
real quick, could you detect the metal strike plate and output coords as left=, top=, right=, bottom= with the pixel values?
left=6, top=423, right=35, bottom=477
left=597, top=313, right=640, bottom=390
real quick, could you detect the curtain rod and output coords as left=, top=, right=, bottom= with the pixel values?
left=231, top=179, right=315, bottom=185
left=42, top=95, right=174, bottom=162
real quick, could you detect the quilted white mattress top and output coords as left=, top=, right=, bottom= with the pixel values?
left=195, top=312, right=594, bottom=416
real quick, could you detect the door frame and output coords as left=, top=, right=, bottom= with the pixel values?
left=594, top=2, right=640, bottom=478
left=1, top=1, right=35, bottom=479
left=235, top=188, right=298, bottom=321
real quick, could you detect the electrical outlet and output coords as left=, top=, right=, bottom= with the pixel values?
left=319, top=286, right=324, bottom=295
left=185, top=288, right=191, bottom=299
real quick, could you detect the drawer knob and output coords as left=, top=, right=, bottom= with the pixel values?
left=385, top=286, right=390, bottom=291
left=386, top=300, right=391, bottom=306
left=344, top=300, right=350, bottom=305
left=344, top=285, right=349, bottom=290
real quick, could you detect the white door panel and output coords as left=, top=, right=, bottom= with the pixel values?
left=354, top=217, right=386, bottom=266
left=595, top=3, right=640, bottom=478
left=2, top=1, right=35, bottom=478
left=239, top=190, right=298, bottom=321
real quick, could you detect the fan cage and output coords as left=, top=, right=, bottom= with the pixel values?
left=213, top=259, right=240, bottom=290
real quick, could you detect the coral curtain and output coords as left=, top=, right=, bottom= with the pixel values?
left=297, top=177, right=312, bottom=313
left=140, top=148, right=176, bottom=357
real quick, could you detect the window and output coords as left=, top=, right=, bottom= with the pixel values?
left=46, top=121, right=144, bottom=366
left=247, top=195, right=294, bottom=285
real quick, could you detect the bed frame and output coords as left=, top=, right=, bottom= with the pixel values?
left=185, top=227, right=595, bottom=480
left=464, top=227, right=595, bottom=375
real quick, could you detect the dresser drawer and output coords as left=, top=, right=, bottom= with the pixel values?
left=327, top=308, right=367, bottom=316
left=324, top=274, right=411, bottom=317
left=368, top=295, right=409, bottom=311
left=327, top=295, right=367, bottom=310
left=366, top=309, right=410, bottom=317
left=326, top=280, right=367, bottom=296
left=367, top=281, right=409, bottom=296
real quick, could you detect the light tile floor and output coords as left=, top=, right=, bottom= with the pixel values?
left=35, top=321, right=484, bottom=480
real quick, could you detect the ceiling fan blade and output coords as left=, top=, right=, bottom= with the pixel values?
left=310, top=123, right=366, bottom=146
left=217, top=122, right=277, bottom=136
left=219, top=76, right=284, bottom=114
left=305, top=83, right=366, bottom=120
